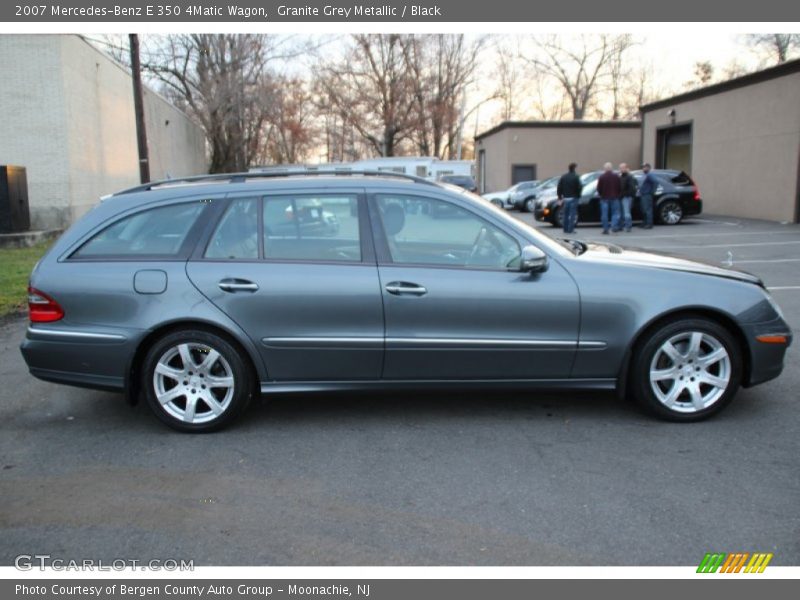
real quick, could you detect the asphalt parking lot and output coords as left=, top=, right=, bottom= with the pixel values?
left=0, top=214, right=798, bottom=566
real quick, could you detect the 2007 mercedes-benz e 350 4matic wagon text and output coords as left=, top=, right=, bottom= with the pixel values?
left=20, top=171, right=791, bottom=431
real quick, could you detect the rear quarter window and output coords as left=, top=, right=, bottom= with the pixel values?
left=670, top=172, right=693, bottom=185
left=72, top=202, right=205, bottom=259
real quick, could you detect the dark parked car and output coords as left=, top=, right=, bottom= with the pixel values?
left=21, top=171, right=790, bottom=432
left=437, top=174, right=478, bottom=193
left=534, top=169, right=702, bottom=227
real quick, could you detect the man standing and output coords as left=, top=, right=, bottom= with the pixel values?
left=639, top=163, right=658, bottom=229
left=596, top=162, right=621, bottom=235
left=619, top=162, right=637, bottom=233
left=556, top=162, right=582, bottom=234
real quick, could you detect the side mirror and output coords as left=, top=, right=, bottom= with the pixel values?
left=520, top=245, right=548, bottom=273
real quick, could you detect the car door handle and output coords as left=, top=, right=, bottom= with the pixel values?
left=218, top=279, right=259, bottom=293
left=385, top=282, right=427, bottom=296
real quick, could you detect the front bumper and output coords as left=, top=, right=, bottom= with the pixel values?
left=742, top=317, right=793, bottom=387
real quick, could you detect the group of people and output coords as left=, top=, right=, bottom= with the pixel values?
left=556, top=162, right=659, bottom=235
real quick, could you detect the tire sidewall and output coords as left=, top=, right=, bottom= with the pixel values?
left=658, top=200, right=683, bottom=225
left=631, top=318, right=742, bottom=421
left=142, top=329, right=252, bottom=432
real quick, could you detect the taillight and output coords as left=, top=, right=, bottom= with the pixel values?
left=693, top=188, right=701, bottom=201
left=28, top=286, right=64, bottom=322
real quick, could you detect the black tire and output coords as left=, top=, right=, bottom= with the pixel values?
left=142, top=328, right=254, bottom=432
left=491, top=199, right=504, bottom=209
left=657, top=200, right=683, bottom=225
left=630, top=317, right=742, bottom=422
left=523, top=198, right=536, bottom=213
left=551, top=205, right=564, bottom=228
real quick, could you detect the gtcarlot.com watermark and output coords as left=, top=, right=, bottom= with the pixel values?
left=14, top=554, right=194, bottom=571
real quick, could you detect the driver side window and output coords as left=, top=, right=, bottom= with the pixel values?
left=375, top=194, right=520, bottom=269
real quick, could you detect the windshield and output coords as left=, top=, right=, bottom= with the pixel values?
left=459, top=188, right=577, bottom=259
left=538, top=176, right=559, bottom=189
left=580, top=171, right=600, bottom=185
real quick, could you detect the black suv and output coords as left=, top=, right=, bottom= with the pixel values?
left=534, top=169, right=703, bottom=227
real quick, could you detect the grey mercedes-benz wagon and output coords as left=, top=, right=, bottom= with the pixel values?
left=20, top=172, right=791, bottom=431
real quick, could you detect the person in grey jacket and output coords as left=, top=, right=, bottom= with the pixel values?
left=556, top=163, right=582, bottom=233
left=639, top=163, right=658, bottom=229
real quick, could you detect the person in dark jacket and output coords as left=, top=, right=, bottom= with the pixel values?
left=619, top=162, right=637, bottom=232
left=556, top=162, right=582, bottom=234
left=595, top=162, right=622, bottom=234
left=639, top=163, right=658, bottom=229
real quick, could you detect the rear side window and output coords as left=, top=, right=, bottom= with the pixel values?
left=263, top=194, right=361, bottom=262
left=73, top=202, right=205, bottom=258
left=205, top=198, right=258, bottom=259
left=671, top=172, right=693, bottom=185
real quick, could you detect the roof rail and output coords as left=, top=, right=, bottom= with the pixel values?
left=113, top=169, right=438, bottom=196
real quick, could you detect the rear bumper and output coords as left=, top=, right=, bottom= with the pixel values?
left=20, top=325, right=140, bottom=393
left=685, top=199, right=703, bottom=216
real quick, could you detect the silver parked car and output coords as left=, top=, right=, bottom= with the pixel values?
left=21, top=172, right=791, bottom=431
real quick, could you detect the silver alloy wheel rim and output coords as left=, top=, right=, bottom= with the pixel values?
left=526, top=199, right=535, bottom=212
left=661, top=203, right=682, bottom=224
left=153, top=342, right=235, bottom=424
left=649, top=331, right=731, bottom=413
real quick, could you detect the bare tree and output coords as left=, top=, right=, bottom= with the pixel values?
left=260, top=77, right=317, bottom=165
left=494, top=44, right=521, bottom=122
left=686, top=60, right=714, bottom=89
left=140, top=34, right=306, bottom=172
left=746, top=34, right=800, bottom=64
left=606, top=35, right=635, bottom=120
left=520, top=34, right=633, bottom=120
left=403, top=35, right=486, bottom=159
left=315, top=34, right=418, bottom=157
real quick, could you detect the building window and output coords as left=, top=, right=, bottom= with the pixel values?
left=511, top=164, right=537, bottom=185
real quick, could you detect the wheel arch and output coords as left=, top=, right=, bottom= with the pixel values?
left=125, top=319, right=264, bottom=405
left=616, top=307, right=752, bottom=399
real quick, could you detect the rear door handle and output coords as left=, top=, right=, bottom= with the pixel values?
left=385, top=281, right=427, bottom=296
left=218, top=278, right=259, bottom=293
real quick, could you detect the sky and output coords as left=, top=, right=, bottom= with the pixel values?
left=85, top=31, right=790, bottom=153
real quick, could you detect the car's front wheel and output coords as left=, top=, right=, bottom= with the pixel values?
left=550, top=205, right=564, bottom=228
left=657, top=200, right=683, bottom=225
left=142, top=329, right=253, bottom=432
left=524, top=198, right=536, bottom=213
left=630, top=317, right=742, bottom=421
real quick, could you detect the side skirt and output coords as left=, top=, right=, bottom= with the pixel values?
left=260, top=378, right=617, bottom=395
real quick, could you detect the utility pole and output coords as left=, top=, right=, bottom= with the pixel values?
left=129, top=34, right=150, bottom=183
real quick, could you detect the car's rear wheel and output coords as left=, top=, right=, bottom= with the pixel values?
left=631, top=317, right=742, bottom=421
left=491, top=199, right=504, bottom=209
left=657, top=200, right=683, bottom=225
left=142, top=329, right=253, bottom=432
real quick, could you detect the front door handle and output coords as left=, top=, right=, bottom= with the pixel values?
left=218, top=278, right=259, bottom=293
left=385, top=281, right=427, bottom=296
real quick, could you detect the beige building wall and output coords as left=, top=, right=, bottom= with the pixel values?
left=476, top=124, right=641, bottom=193
left=0, top=35, right=207, bottom=230
left=642, top=70, right=800, bottom=223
